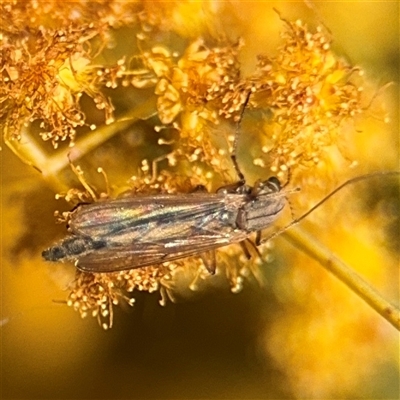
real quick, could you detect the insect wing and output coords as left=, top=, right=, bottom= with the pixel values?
left=75, top=229, right=249, bottom=273
left=69, top=192, right=250, bottom=272
left=69, top=193, right=244, bottom=244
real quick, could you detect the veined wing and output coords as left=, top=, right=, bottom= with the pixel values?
left=70, top=193, right=245, bottom=244
left=76, top=228, right=250, bottom=273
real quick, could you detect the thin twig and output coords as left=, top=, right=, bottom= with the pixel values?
left=282, top=226, right=400, bottom=330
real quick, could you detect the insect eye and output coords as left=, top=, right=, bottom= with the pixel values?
left=266, top=177, right=281, bottom=192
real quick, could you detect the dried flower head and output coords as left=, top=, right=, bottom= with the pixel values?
left=0, top=22, right=126, bottom=147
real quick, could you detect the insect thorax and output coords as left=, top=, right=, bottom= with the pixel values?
left=235, top=177, right=286, bottom=232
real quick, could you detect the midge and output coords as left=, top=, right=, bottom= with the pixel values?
left=42, top=162, right=396, bottom=274
left=41, top=95, right=398, bottom=274
left=42, top=153, right=291, bottom=273
left=42, top=94, right=295, bottom=274
left=42, top=175, right=288, bottom=274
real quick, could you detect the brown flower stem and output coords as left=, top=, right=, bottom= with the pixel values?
left=282, top=226, right=400, bottom=330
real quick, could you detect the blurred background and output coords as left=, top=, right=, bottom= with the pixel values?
left=1, top=1, right=399, bottom=399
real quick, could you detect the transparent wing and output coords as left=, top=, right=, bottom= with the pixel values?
left=69, top=192, right=249, bottom=272
left=69, top=193, right=244, bottom=244
left=76, top=229, right=249, bottom=273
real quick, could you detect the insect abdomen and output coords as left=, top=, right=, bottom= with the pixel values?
left=42, top=236, right=107, bottom=262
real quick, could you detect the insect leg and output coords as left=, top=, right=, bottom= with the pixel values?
left=282, top=167, right=293, bottom=189
left=230, top=90, right=253, bottom=185
left=255, top=230, right=262, bottom=246
left=239, top=240, right=252, bottom=260
left=200, top=250, right=217, bottom=275
left=245, top=238, right=262, bottom=258
left=239, top=238, right=263, bottom=261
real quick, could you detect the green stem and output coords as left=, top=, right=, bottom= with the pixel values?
left=282, top=226, right=400, bottom=330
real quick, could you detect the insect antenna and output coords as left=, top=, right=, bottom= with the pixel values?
left=261, top=170, right=400, bottom=244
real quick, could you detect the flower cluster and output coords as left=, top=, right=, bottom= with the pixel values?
left=2, top=1, right=366, bottom=177
left=0, top=1, right=179, bottom=147
left=252, top=20, right=364, bottom=174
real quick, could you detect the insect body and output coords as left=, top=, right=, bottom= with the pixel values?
left=42, top=177, right=286, bottom=273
